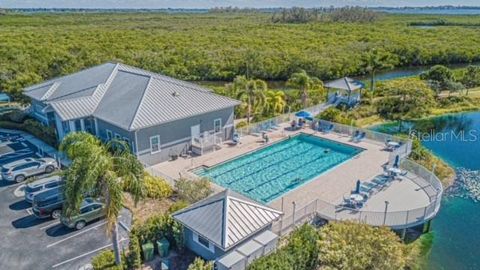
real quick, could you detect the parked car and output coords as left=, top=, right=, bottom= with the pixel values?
left=24, top=175, right=64, bottom=203
left=32, top=187, right=65, bottom=219
left=60, top=198, right=106, bottom=230
left=1, top=157, right=58, bottom=182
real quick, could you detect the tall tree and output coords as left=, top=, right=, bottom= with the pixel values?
left=376, top=78, right=435, bottom=131
left=231, top=76, right=267, bottom=124
left=287, top=70, right=323, bottom=109
left=420, top=65, right=454, bottom=95
left=461, top=65, right=480, bottom=95
left=60, top=132, right=144, bottom=265
left=264, top=90, right=286, bottom=116
left=360, top=49, right=393, bottom=98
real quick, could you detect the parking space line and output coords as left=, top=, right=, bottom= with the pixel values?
left=25, top=209, right=33, bottom=215
left=46, top=221, right=107, bottom=248
left=39, top=221, right=60, bottom=230
left=51, top=237, right=127, bottom=269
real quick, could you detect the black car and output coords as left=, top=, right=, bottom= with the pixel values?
left=32, top=186, right=65, bottom=219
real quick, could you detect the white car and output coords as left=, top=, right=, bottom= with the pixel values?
left=1, top=157, right=58, bottom=182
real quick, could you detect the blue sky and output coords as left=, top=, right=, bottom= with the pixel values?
left=2, top=0, right=479, bottom=9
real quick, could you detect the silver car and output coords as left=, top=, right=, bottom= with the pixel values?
left=1, top=157, right=58, bottom=182
left=24, top=175, right=64, bottom=203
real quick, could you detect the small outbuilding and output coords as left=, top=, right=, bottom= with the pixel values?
left=172, top=189, right=282, bottom=269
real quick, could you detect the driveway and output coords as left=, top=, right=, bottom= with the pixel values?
left=0, top=180, right=132, bottom=270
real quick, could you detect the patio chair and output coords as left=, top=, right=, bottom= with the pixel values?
left=352, top=130, right=360, bottom=140
left=232, top=133, right=240, bottom=145
left=324, top=124, right=334, bottom=133
left=356, top=132, right=366, bottom=142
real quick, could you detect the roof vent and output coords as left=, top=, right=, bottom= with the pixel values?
left=172, top=91, right=180, bottom=97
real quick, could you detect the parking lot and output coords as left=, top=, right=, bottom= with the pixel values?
left=0, top=132, right=132, bottom=270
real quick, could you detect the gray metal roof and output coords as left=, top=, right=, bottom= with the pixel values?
left=173, top=189, right=282, bottom=251
left=325, top=77, right=365, bottom=91
left=24, top=62, right=240, bottom=130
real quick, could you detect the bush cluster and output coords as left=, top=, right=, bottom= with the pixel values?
left=174, top=177, right=212, bottom=204
left=143, top=173, right=173, bottom=199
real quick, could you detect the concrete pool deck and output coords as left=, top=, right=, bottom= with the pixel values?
left=148, top=123, right=433, bottom=223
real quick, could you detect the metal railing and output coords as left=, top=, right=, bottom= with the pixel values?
left=272, top=159, right=443, bottom=235
left=235, top=103, right=331, bottom=137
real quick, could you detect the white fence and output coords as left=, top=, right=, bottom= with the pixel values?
left=271, top=159, right=443, bottom=235
left=235, top=103, right=331, bottom=137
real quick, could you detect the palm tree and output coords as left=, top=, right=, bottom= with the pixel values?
left=232, top=75, right=267, bottom=124
left=360, top=48, right=393, bottom=97
left=287, top=70, right=323, bottom=109
left=265, top=90, right=286, bottom=115
left=60, top=132, right=144, bottom=265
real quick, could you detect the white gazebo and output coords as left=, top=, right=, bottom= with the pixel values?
left=325, top=77, right=365, bottom=107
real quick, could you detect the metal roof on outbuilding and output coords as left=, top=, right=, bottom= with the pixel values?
left=23, top=62, right=240, bottom=130
left=172, top=189, right=282, bottom=251
left=325, top=77, right=365, bottom=92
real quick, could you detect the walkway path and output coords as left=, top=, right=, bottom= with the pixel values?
left=0, top=128, right=70, bottom=167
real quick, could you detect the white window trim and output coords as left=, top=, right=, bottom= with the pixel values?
left=106, top=130, right=113, bottom=141
left=214, top=118, right=222, bottom=134
left=193, top=232, right=215, bottom=253
left=150, top=135, right=161, bottom=154
left=114, top=133, right=121, bottom=140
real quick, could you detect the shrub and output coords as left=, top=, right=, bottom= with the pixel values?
left=6, top=110, right=26, bottom=123
left=235, top=121, right=248, bottom=129
left=317, top=107, right=354, bottom=125
left=248, top=224, right=320, bottom=270
left=318, top=221, right=407, bottom=270
left=175, top=177, right=212, bottom=203
left=91, top=250, right=123, bottom=270
left=168, top=200, right=189, bottom=213
left=126, top=231, right=142, bottom=270
left=0, top=118, right=58, bottom=146
left=143, top=173, right=173, bottom=199
left=134, top=214, right=184, bottom=251
left=187, top=257, right=213, bottom=270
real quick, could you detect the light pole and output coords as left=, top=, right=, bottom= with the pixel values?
left=383, top=201, right=389, bottom=225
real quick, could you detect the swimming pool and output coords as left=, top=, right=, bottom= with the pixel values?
left=193, top=133, right=363, bottom=203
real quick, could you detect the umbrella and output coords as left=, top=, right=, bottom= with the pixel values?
left=355, top=179, right=361, bottom=194
left=295, top=111, right=312, bottom=119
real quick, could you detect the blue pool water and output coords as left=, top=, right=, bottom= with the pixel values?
left=194, top=134, right=362, bottom=203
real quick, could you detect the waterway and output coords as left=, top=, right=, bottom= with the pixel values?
left=374, top=111, right=480, bottom=270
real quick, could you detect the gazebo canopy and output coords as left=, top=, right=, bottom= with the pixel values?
left=325, top=77, right=365, bottom=92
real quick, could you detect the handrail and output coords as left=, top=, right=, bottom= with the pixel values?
left=272, top=159, right=443, bottom=234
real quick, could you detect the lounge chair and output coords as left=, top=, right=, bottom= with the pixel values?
left=232, top=133, right=240, bottom=145
left=356, top=132, right=366, bottom=142
left=323, top=124, right=334, bottom=133
left=352, top=130, right=360, bottom=140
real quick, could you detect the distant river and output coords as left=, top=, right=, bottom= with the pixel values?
left=377, top=8, right=480, bottom=15
left=373, top=111, right=480, bottom=270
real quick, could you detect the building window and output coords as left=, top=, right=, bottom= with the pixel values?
left=193, top=232, right=214, bottom=253
left=114, top=133, right=121, bottom=140
left=62, top=121, right=70, bottom=134
left=74, top=119, right=82, bottom=131
left=214, top=118, right=222, bottom=133
left=150, top=135, right=161, bottom=154
left=106, top=130, right=113, bottom=140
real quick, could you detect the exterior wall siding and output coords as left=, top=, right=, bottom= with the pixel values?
left=184, top=228, right=225, bottom=261
left=136, top=107, right=235, bottom=165
left=95, top=118, right=136, bottom=151
left=30, top=100, right=49, bottom=125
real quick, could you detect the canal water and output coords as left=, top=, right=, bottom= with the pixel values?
left=373, top=111, right=480, bottom=270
